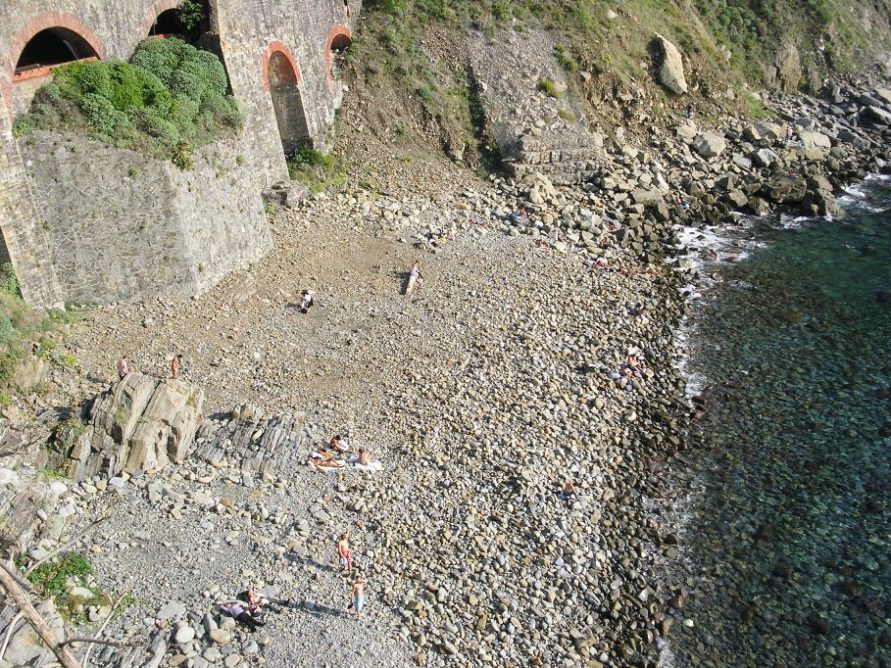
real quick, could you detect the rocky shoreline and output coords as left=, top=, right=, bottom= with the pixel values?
left=1, top=78, right=889, bottom=667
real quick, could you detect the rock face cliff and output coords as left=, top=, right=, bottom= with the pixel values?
left=65, top=373, right=204, bottom=480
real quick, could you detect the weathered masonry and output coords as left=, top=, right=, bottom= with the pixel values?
left=0, top=0, right=360, bottom=307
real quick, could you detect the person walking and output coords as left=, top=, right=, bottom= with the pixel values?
left=406, top=261, right=424, bottom=294
left=337, top=532, right=353, bottom=575
left=351, top=574, right=365, bottom=618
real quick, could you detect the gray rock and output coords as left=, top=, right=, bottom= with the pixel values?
left=65, top=373, right=205, bottom=480
left=156, top=600, right=187, bottom=620
left=693, top=132, right=727, bottom=158
left=863, top=105, right=891, bottom=125
left=653, top=34, right=687, bottom=95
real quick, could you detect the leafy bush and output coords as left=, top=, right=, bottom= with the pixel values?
left=0, top=263, right=20, bottom=298
left=538, top=78, right=560, bottom=97
left=26, top=552, right=93, bottom=599
left=0, top=312, right=12, bottom=345
left=16, top=38, right=242, bottom=167
left=178, top=0, right=208, bottom=33
left=288, top=147, right=348, bottom=192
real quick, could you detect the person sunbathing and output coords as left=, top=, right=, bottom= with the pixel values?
left=559, top=481, right=577, bottom=502
left=245, top=590, right=269, bottom=615
left=219, top=601, right=264, bottom=631
left=309, top=457, right=345, bottom=471
left=358, top=448, right=372, bottom=466
left=329, top=435, right=349, bottom=452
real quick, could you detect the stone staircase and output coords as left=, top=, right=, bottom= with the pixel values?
left=502, top=129, right=604, bottom=184
left=469, top=28, right=604, bottom=185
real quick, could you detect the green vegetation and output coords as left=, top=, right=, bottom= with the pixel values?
left=287, top=146, right=348, bottom=192
left=24, top=552, right=109, bottom=620
left=557, top=108, right=577, bottom=122
left=13, top=38, right=243, bottom=167
left=177, top=0, right=208, bottom=33
left=26, top=552, right=92, bottom=599
left=0, top=263, right=80, bottom=392
left=746, top=93, right=775, bottom=119
left=538, top=78, right=561, bottom=98
left=358, top=0, right=877, bottom=131
left=554, top=44, right=578, bottom=72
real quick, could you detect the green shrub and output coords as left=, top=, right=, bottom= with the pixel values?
left=172, top=140, right=194, bottom=170
left=80, top=93, right=119, bottom=135
left=288, top=147, right=347, bottom=192
left=557, top=108, right=576, bottom=122
left=0, top=312, right=12, bottom=345
left=130, top=38, right=188, bottom=85
left=71, top=61, right=113, bottom=99
left=16, top=38, right=241, bottom=164
left=554, top=44, right=578, bottom=72
left=178, top=0, right=207, bottom=33
left=26, top=552, right=93, bottom=599
left=0, top=263, right=20, bottom=298
left=538, top=78, right=560, bottom=97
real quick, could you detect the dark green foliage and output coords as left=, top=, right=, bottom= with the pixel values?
left=0, top=312, right=12, bottom=344
left=178, top=0, right=207, bottom=33
left=0, top=263, right=20, bottom=298
left=79, top=93, right=120, bottom=135
left=16, top=38, right=241, bottom=166
left=288, top=147, right=347, bottom=192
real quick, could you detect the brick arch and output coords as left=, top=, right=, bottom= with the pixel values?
left=262, top=41, right=303, bottom=92
left=139, top=0, right=182, bottom=38
left=325, top=25, right=352, bottom=88
left=3, top=12, right=106, bottom=120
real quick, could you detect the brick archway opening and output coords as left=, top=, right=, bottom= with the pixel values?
left=325, top=26, right=352, bottom=88
left=14, top=27, right=99, bottom=77
left=263, top=43, right=311, bottom=157
left=5, top=15, right=105, bottom=119
left=148, top=9, right=185, bottom=37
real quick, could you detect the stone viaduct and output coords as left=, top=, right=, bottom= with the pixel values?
left=0, top=0, right=360, bottom=307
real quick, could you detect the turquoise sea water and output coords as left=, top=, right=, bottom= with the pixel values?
left=673, top=177, right=891, bottom=666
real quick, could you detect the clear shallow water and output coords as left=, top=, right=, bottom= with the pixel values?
left=673, top=177, right=891, bottom=666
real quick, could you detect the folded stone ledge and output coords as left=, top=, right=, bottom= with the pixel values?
left=66, top=372, right=204, bottom=480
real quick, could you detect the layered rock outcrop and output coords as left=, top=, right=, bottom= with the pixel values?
left=65, top=373, right=204, bottom=480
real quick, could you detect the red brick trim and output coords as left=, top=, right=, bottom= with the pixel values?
left=262, top=41, right=303, bottom=92
left=139, top=0, right=182, bottom=38
left=13, top=56, right=98, bottom=83
left=3, top=12, right=106, bottom=119
left=325, top=25, right=352, bottom=89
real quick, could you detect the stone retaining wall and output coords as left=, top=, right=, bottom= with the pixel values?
left=20, top=132, right=270, bottom=304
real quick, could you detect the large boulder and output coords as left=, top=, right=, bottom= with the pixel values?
left=798, top=131, right=832, bottom=160
left=863, top=105, right=891, bottom=126
left=874, top=88, right=891, bottom=106
left=66, top=373, right=204, bottom=479
left=693, top=132, right=727, bottom=158
left=652, top=34, right=687, bottom=95
left=744, top=121, right=788, bottom=144
left=763, top=176, right=808, bottom=204
left=769, top=43, right=802, bottom=92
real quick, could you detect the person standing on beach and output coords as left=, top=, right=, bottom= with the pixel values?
left=171, top=354, right=183, bottom=380
left=117, top=355, right=129, bottom=381
left=351, top=574, right=365, bottom=618
left=337, top=532, right=353, bottom=574
left=406, top=261, right=424, bottom=294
